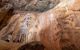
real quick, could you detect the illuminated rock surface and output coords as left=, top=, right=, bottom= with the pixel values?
left=0, top=0, right=80, bottom=50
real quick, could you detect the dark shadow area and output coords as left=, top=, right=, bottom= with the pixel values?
left=18, top=41, right=45, bottom=50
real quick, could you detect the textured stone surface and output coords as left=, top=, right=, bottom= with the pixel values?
left=0, top=0, right=60, bottom=30
left=0, top=3, right=13, bottom=30
left=0, top=0, right=80, bottom=50
left=0, top=0, right=60, bottom=12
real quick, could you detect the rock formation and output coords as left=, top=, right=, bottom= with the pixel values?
left=0, top=0, right=60, bottom=12
left=0, top=0, right=80, bottom=50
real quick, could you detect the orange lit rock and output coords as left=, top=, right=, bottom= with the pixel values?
left=0, top=0, right=80, bottom=50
